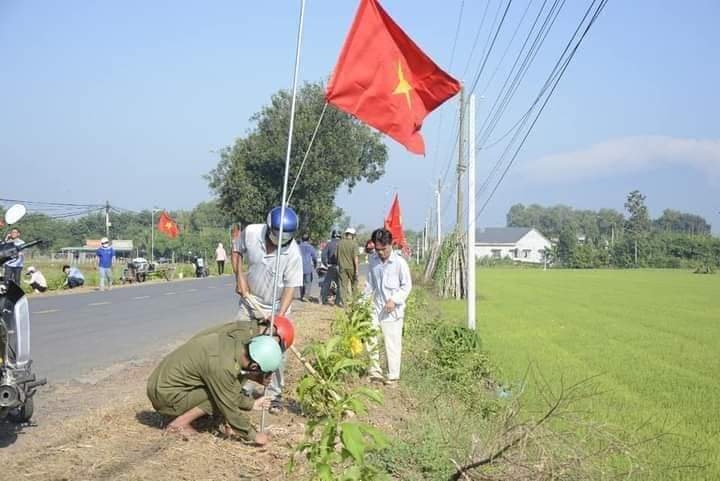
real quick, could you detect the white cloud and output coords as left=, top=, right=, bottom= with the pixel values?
left=521, top=136, right=720, bottom=183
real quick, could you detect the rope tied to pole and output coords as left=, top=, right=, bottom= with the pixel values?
left=287, top=101, right=329, bottom=203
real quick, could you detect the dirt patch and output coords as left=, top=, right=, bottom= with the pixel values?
left=0, top=302, right=415, bottom=480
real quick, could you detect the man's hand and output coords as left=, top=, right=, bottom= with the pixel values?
left=253, top=397, right=272, bottom=411
left=384, top=299, right=396, bottom=313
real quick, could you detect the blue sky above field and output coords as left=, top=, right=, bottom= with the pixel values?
left=2, top=0, right=719, bottom=232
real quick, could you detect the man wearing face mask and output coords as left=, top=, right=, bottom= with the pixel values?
left=234, top=206, right=302, bottom=413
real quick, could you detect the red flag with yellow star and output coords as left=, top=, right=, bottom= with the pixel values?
left=157, top=211, right=179, bottom=239
left=384, top=193, right=407, bottom=248
left=326, top=0, right=461, bottom=155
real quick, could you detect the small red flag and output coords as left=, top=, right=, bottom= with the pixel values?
left=157, top=211, right=179, bottom=239
left=326, top=0, right=461, bottom=155
left=384, top=194, right=407, bottom=248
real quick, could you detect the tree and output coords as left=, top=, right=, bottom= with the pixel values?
left=557, top=223, right=578, bottom=266
left=206, top=82, right=388, bottom=241
left=654, top=209, right=711, bottom=235
left=624, top=190, right=651, bottom=239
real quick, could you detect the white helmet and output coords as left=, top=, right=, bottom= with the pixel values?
left=100, top=237, right=109, bottom=245
left=344, top=227, right=356, bottom=235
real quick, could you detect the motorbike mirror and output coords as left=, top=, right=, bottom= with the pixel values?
left=4, top=204, right=27, bottom=225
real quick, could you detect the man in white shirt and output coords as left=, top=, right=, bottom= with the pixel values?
left=234, top=206, right=303, bottom=412
left=24, top=266, right=48, bottom=293
left=364, top=228, right=412, bottom=386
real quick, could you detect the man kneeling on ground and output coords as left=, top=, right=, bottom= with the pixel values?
left=146, top=327, right=282, bottom=446
left=24, top=266, right=48, bottom=293
left=62, top=264, right=85, bottom=288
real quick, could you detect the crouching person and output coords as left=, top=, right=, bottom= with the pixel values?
left=146, top=329, right=282, bottom=446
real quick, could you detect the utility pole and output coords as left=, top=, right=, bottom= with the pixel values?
left=456, top=86, right=465, bottom=234
left=467, top=95, right=476, bottom=331
left=634, top=239, right=638, bottom=265
left=104, top=201, right=110, bottom=238
left=424, top=217, right=429, bottom=254
left=436, top=178, right=442, bottom=243
left=150, top=207, right=161, bottom=263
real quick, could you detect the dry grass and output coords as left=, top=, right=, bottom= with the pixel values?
left=0, top=303, right=370, bottom=481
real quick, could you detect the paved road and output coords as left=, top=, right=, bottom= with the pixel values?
left=27, top=276, right=248, bottom=382
left=24, top=262, right=363, bottom=383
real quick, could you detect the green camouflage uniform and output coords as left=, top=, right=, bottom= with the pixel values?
left=337, top=238, right=357, bottom=304
left=146, top=323, right=258, bottom=440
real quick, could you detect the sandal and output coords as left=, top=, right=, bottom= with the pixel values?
left=268, top=398, right=283, bottom=415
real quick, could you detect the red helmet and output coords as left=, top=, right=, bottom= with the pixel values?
left=264, top=315, right=295, bottom=351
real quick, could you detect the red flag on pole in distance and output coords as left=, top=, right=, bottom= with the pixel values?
left=157, top=211, right=179, bottom=239
left=384, top=193, right=407, bottom=249
left=326, top=0, right=461, bottom=155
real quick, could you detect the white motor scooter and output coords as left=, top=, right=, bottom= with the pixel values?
left=0, top=204, right=46, bottom=422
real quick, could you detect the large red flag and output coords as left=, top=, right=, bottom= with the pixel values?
left=157, top=211, right=179, bottom=239
left=384, top=194, right=407, bottom=248
left=326, top=0, right=461, bottom=155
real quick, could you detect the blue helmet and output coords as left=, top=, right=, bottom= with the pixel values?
left=266, top=206, right=299, bottom=245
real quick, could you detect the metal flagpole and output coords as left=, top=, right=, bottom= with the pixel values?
left=467, top=95, right=476, bottom=330
left=262, top=0, right=307, bottom=432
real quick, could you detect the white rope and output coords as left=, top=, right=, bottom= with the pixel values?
left=287, top=101, right=328, bottom=203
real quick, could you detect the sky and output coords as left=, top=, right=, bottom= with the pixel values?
left=2, top=0, right=719, bottom=234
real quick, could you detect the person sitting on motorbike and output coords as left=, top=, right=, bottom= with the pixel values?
left=62, top=264, right=85, bottom=288
left=3, top=227, right=24, bottom=285
left=24, top=266, right=48, bottom=293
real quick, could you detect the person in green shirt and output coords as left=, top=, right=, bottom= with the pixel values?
left=337, top=227, right=359, bottom=307
left=146, top=329, right=282, bottom=445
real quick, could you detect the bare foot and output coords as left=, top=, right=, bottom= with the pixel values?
left=164, top=424, right=198, bottom=440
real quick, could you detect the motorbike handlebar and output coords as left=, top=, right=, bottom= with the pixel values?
left=17, top=239, right=43, bottom=250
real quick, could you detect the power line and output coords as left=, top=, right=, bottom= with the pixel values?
left=447, top=0, right=465, bottom=72
left=437, top=0, right=514, bottom=199
left=438, top=0, right=501, bottom=196
left=460, top=0, right=493, bottom=80
left=478, top=0, right=536, bottom=97
left=430, top=0, right=468, bottom=186
left=466, top=0, right=514, bottom=97
left=476, top=0, right=565, bottom=148
left=475, top=0, right=588, bottom=200
left=0, top=198, right=104, bottom=209
left=476, top=0, right=610, bottom=219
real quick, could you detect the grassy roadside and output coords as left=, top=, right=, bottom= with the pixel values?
left=14, top=260, right=202, bottom=293
left=438, top=268, right=718, bottom=481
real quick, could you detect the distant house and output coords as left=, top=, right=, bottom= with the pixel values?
left=475, top=227, right=551, bottom=264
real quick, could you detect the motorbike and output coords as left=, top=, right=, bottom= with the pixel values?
left=316, top=263, right=338, bottom=302
left=0, top=204, right=46, bottom=423
left=193, top=256, right=208, bottom=278
left=121, top=257, right=150, bottom=283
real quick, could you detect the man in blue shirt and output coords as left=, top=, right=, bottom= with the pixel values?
left=96, top=237, right=115, bottom=291
left=62, top=264, right=85, bottom=288
left=298, top=233, right=317, bottom=302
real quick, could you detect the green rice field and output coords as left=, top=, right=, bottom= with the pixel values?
left=442, top=268, right=719, bottom=481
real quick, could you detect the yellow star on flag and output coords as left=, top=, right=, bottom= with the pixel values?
left=392, top=60, right=413, bottom=109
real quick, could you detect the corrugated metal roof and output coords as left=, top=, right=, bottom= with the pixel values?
left=475, top=227, right=533, bottom=244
